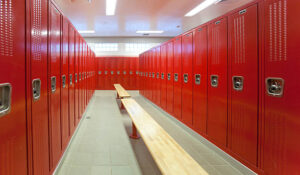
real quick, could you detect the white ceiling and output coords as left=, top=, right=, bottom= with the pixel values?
left=54, top=0, right=254, bottom=37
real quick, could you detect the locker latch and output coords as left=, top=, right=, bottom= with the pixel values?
left=174, top=73, right=178, bottom=82
left=266, top=78, right=284, bottom=97
left=211, top=75, right=219, bottom=87
left=32, top=79, right=41, bottom=101
left=123, top=71, right=126, bottom=75
left=0, top=83, right=11, bottom=118
left=98, top=71, right=102, bottom=75
left=136, top=71, right=139, bottom=75
left=146, top=72, right=148, bottom=77
left=130, top=71, right=133, bottom=75
left=62, top=75, right=66, bottom=88
left=232, top=76, right=244, bottom=91
left=183, top=74, right=188, bottom=83
left=161, top=73, right=165, bottom=80
left=79, top=73, right=81, bottom=81
left=167, top=73, right=171, bottom=81
left=117, top=71, right=120, bottom=75
left=70, top=74, right=73, bottom=85
left=152, top=73, right=155, bottom=78
left=195, top=74, right=201, bottom=85
left=105, top=71, right=108, bottom=75
left=111, top=71, right=114, bottom=75
left=157, top=73, right=160, bottom=79
left=75, top=73, right=78, bottom=83
left=51, top=76, right=56, bottom=93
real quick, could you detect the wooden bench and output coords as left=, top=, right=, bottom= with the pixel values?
left=114, top=84, right=131, bottom=109
left=121, top=98, right=208, bottom=175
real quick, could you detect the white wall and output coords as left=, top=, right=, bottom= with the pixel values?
left=85, top=37, right=171, bottom=57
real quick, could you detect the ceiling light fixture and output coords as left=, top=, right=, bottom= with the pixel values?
left=136, top=30, right=164, bottom=34
left=78, top=30, right=95, bottom=34
left=106, top=0, right=117, bottom=16
left=185, top=0, right=222, bottom=17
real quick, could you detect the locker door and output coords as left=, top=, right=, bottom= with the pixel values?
left=49, top=3, right=62, bottom=169
left=110, top=58, right=116, bottom=89
left=116, top=57, right=122, bottom=85
left=27, top=0, right=50, bottom=174
left=74, top=34, right=79, bottom=125
left=167, top=41, right=174, bottom=114
left=0, top=0, right=27, bottom=174
left=160, top=45, right=167, bottom=110
left=134, top=57, right=139, bottom=90
left=78, top=39, right=82, bottom=118
left=145, top=53, right=149, bottom=98
left=153, top=49, right=158, bottom=104
left=193, top=26, right=208, bottom=134
left=68, top=25, right=75, bottom=135
left=122, top=57, right=127, bottom=89
left=207, top=17, right=228, bottom=147
left=119, top=58, right=124, bottom=86
left=129, top=58, right=135, bottom=90
left=173, top=37, right=182, bottom=120
left=228, top=4, right=258, bottom=166
left=182, top=32, right=193, bottom=126
left=104, top=58, right=110, bottom=90
left=151, top=51, right=155, bottom=101
left=61, top=17, right=69, bottom=150
left=156, top=47, right=161, bottom=106
left=263, top=0, right=300, bottom=174
left=149, top=51, right=153, bottom=101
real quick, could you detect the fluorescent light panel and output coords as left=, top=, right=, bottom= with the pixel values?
left=106, top=0, right=117, bottom=16
left=136, top=30, right=164, bottom=34
left=185, top=0, right=221, bottom=17
left=78, top=30, right=95, bottom=34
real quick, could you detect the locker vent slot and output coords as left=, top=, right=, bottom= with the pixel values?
left=32, top=0, right=42, bottom=61
left=0, top=83, right=11, bottom=117
left=239, top=9, right=247, bottom=15
left=0, top=0, right=14, bottom=56
left=233, top=15, right=246, bottom=64
left=211, top=27, right=220, bottom=64
left=269, top=0, right=287, bottom=62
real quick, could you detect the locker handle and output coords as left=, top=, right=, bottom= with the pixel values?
left=266, top=78, right=284, bottom=97
left=75, top=73, right=78, bottom=83
left=130, top=71, right=133, bottom=75
left=105, top=71, right=108, bottom=75
left=0, top=83, right=12, bottom=118
left=232, top=76, right=244, bottom=91
left=210, top=75, right=219, bottom=87
left=111, top=71, right=114, bottom=75
left=79, top=73, right=81, bottom=81
left=152, top=73, right=155, bottom=78
left=161, top=73, right=165, bottom=80
left=183, top=74, right=188, bottom=83
left=62, top=75, right=66, bottom=88
left=51, top=76, right=56, bottom=93
left=32, top=79, right=41, bottom=101
left=157, top=73, right=160, bottom=79
left=136, top=71, right=139, bottom=75
left=70, top=74, right=73, bottom=85
left=167, top=73, right=171, bottom=80
left=174, top=73, right=178, bottom=82
left=98, top=71, right=102, bottom=75
left=195, top=74, right=201, bottom=85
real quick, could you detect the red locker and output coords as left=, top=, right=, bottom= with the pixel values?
left=134, top=57, right=139, bottom=90
left=27, top=0, right=50, bottom=174
left=207, top=17, right=228, bottom=147
left=49, top=3, right=62, bottom=169
left=153, top=49, right=158, bottom=104
left=78, top=39, right=83, bottom=118
left=68, top=25, right=75, bottom=135
left=149, top=51, right=153, bottom=101
left=156, top=47, right=161, bottom=106
left=74, top=33, right=80, bottom=125
left=61, top=17, right=70, bottom=150
left=123, top=57, right=130, bottom=89
left=110, top=58, right=117, bottom=89
left=181, top=32, right=193, bottom=126
left=263, top=0, right=300, bottom=174
left=129, top=58, right=135, bottom=90
left=167, top=41, right=174, bottom=114
left=104, top=57, right=110, bottom=90
left=0, top=0, right=27, bottom=174
left=173, top=37, right=182, bottom=120
left=151, top=50, right=155, bottom=101
left=228, top=4, right=259, bottom=166
left=144, top=53, right=149, bottom=98
left=99, top=58, right=105, bottom=89
left=117, top=57, right=122, bottom=85
left=160, top=45, right=167, bottom=110
left=193, top=26, right=208, bottom=134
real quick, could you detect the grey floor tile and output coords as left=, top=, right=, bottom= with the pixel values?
left=214, top=165, right=243, bottom=175
left=111, top=166, right=133, bottom=175
left=93, top=152, right=111, bottom=165
left=91, top=166, right=111, bottom=175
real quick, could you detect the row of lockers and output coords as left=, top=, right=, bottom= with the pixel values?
left=139, top=1, right=299, bottom=175
left=0, top=0, right=96, bottom=174
left=96, top=57, right=139, bottom=90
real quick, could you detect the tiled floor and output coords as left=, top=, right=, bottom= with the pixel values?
left=55, top=90, right=256, bottom=175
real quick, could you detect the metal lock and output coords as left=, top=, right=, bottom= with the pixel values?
left=111, top=71, right=114, bottom=75
left=123, top=71, right=126, bottom=75
left=146, top=72, right=148, bottom=77
left=32, top=79, right=41, bottom=101
left=62, top=75, right=66, bottom=88
left=161, top=73, right=165, bottom=80
left=0, top=83, right=12, bottom=117
left=75, top=73, right=78, bottom=83
left=105, top=71, right=108, bottom=75
left=174, top=73, right=178, bottom=82
left=152, top=73, right=155, bottom=78
left=130, top=71, right=133, bottom=75
left=157, top=73, right=160, bottom=79
left=183, top=74, right=188, bottom=83
left=266, top=78, right=284, bottom=97
left=232, top=76, right=244, bottom=91
left=211, top=75, right=219, bottom=87
left=136, top=71, right=139, bottom=75
left=51, top=76, right=56, bottom=93
left=117, top=71, right=120, bottom=75
left=70, top=74, right=73, bottom=85
left=195, top=74, right=201, bottom=85
left=167, top=73, right=171, bottom=81
left=79, top=73, right=81, bottom=81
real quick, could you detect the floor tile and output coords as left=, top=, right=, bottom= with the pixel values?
left=91, top=166, right=111, bottom=175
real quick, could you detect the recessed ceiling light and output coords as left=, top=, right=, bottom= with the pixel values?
left=136, top=30, right=164, bottom=34
left=106, top=0, right=117, bottom=16
left=185, top=0, right=222, bottom=17
left=78, top=30, right=95, bottom=34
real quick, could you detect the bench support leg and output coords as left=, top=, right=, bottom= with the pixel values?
left=116, top=93, right=120, bottom=99
left=130, top=122, right=140, bottom=139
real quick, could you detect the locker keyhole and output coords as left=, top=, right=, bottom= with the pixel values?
left=174, top=73, right=178, bottom=82
left=161, top=73, right=165, bottom=80
left=70, top=74, right=73, bottom=85
left=266, top=78, right=284, bottom=97
left=232, top=76, right=244, bottom=91
left=32, top=79, right=41, bottom=101
left=195, top=74, right=201, bottom=85
left=211, top=75, right=219, bottom=87
left=183, top=74, right=188, bottom=83
left=0, top=83, right=12, bottom=117
left=75, top=74, right=78, bottom=83
left=157, top=73, right=160, bottom=79
left=167, top=73, right=171, bottom=80
left=62, top=75, right=66, bottom=88
left=51, top=76, right=56, bottom=93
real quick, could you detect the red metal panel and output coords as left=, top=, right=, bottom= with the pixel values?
left=0, top=0, right=27, bottom=174
left=74, top=33, right=80, bottom=125
left=68, top=25, right=75, bottom=135
left=153, top=49, right=158, bottom=104
left=61, top=17, right=69, bottom=150
left=110, top=58, right=117, bottom=89
left=104, top=57, right=110, bottom=90
left=27, top=0, right=50, bottom=173
left=263, top=0, right=300, bottom=174
left=228, top=4, right=258, bottom=166
left=78, top=39, right=83, bottom=118
left=129, top=57, right=135, bottom=90
left=116, top=57, right=122, bottom=85
left=49, top=3, right=62, bottom=169
left=98, top=58, right=104, bottom=89
left=193, top=26, right=208, bottom=134
left=167, top=41, right=174, bottom=114
left=156, top=47, right=161, bottom=106
left=134, top=57, right=139, bottom=90
left=207, top=17, right=228, bottom=147
left=149, top=51, right=153, bottom=101
left=123, top=57, right=129, bottom=89
left=173, top=37, right=182, bottom=120
left=160, top=45, right=167, bottom=110
left=181, top=32, right=193, bottom=126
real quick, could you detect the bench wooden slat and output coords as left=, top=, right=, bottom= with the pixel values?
left=121, top=98, right=208, bottom=175
left=114, top=84, right=131, bottom=98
